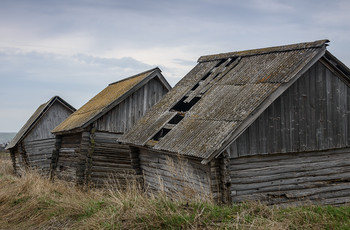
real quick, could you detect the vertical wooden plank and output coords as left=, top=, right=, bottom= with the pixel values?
left=308, top=64, right=316, bottom=150
left=315, top=62, right=323, bottom=149
left=249, top=118, right=257, bottom=155
left=229, top=141, right=238, bottom=158
left=291, top=78, right=299, bottom=152
left=274, top=96, right=282, bottom=153
left=260, top=111, right=267, bottom=154
left=339, top=78, right=346, bottom=146
left=298, top=72, right=307, bottom=151
left=347, top=86, right=350, bottom=145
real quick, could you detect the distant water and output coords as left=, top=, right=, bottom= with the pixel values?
left=0, top=132, right=16, bottom=144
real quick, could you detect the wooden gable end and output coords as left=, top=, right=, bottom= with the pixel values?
left=226, top=60, right=350, bottom=158
left=23, top=100, right=74, bottom=142
left=94, top=77, right=169, bottom=133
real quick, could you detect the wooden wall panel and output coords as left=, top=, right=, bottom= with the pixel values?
left=55, top=133, right=82, bottom=182
left=138, top=148, right=212, bottom=200
left=25, top=101, right=73, bottom=142
left=22, top=138, right=55, bottom=174
left=229, top=148, right=350, bottom=206
left=89, top=132, right=135, bottom=187
left=95, top=78, right=169, bottom=133
left=227, top=61, right=350, bottom=158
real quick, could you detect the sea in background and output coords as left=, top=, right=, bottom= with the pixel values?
left=0, top=132, right=16, bottom=145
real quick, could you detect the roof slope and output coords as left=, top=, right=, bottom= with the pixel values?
left=6, top=96, right=75, bottom=149
left=52, top=67, right=170, bottom=134
left=120, top=40, right=331, bottom=163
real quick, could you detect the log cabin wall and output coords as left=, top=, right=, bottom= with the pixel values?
left=13, top=101, right=73, bottom=175
left=226, top=60, right=350, bottom=205
left=88, top=132, right=136, bottom=187
left=54, top=133, right=82, bottom=182
left=83, top=78, right=168, bottom=186
left=138, top=148, right=212, bottom=199
left=52, top=71, right=171, bottom=186
left=229, top=148, right=350, bottom=206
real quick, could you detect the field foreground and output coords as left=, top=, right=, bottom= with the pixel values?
left=0, top=158, right=350, bottom=229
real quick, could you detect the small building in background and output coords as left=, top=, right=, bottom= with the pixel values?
left=6, top=96, right=76, bottom=175
left=51, top=67, right=171, bottom=187
left=120, top=40, right=350, bottom=206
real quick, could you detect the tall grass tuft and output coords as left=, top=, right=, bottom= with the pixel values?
left=0, top=159, right=350, bottom=229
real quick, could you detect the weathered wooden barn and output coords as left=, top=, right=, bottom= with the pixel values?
left=6, top=96, right=76, bottom=175
left=120, top=40, right=350, bottom=206
left=51, top=68, right=171, bottom=186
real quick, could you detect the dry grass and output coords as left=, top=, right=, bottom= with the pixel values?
left=0, top=159, right=350, bottom=229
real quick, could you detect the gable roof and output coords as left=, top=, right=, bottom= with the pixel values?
left=120, top=40, right=350, bottom=164
left=6, top=96, right=76, bottom=150
left=52, top=67, right=171, bottom=134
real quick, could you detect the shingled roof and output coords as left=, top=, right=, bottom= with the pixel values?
left=120, top=40, right=349, bottom=164
left=52, top=67, right=171, bottom=134
left=6, top=96, right=76, bottom=149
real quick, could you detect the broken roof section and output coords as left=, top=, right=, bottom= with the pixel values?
left=52, top=67, right=171, bottom=134
left=6, top=96, right=76, bottom=149
left=120, top=40, right=340, bottom=163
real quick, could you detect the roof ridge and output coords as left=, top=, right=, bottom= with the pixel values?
left=109, top=67, right=160, bottom=86
left=198, top=39, right=329, bottom=62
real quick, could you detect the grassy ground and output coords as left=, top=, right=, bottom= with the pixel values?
left=0, top=151, right=10, bottom=160
left=0, top=159, right=350, bottom=229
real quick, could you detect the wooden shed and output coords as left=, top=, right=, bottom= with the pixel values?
left=6, top=96, right=75, bottom=175
left=51, top=67, right=171, bottom=186
left=120, top=40, right=350, bottom=206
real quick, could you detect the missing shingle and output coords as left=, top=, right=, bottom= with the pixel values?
left=201, top=71, right=212, bottom=81
left=214, top=59, right=226, bottom=67
left=168, top=113, right=184, bottom=124
left=225, top=57, right=237, bottom=67
left=151, top=128, right=171, bottom=141
left=171, top=96, right=201, bottom=112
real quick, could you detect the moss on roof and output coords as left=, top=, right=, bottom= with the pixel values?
left=52, top=69, right=157, bottom=134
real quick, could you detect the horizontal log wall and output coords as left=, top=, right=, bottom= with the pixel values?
left=138, top=148, right=211, bottom=199
left=227, top=61, right=350, bottom=158
left=12, top=145, right=27, bottom=175
left=55, top=133, right=82, bottom=182
left=11, top=101, right=74, bottom=175
left=229, top=148, right=350, bottom=206
left=95, top=78, right=169, bottom=133
left=22, top=138, right=55, bottom=174
left=90, top=132, right=136, bottom=187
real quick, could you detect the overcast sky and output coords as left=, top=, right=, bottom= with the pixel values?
left=1, top=0, right=350, bottom=132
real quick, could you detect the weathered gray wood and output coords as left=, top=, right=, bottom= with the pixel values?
left=10, top=99, right=74, bottom=176
left=203, top=48, right=326, bottom=164
left=95, top=78, right=168, bottom=133
left=138, top=148, right=211, bottom=198
left=25, top=102, right=73, bottom=142
left=229, top=148, right=350, bottom=205
left=226, top=60, right=350, bottom=158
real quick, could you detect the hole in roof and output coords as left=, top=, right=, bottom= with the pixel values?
left=151, top=128, right=171, bottom=141
left=168, top=114, right=184, bottom=125
left=171, top=96, right=201, bottom=112
left=225, top=57, right=237, bottom=67
left=201, top=72, right=212, bottom=81
left=191, top=82, right=200, bottom=91
left=212, top=73, right=221, bottom=80
left=214, top=59, right=226, bottom=67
